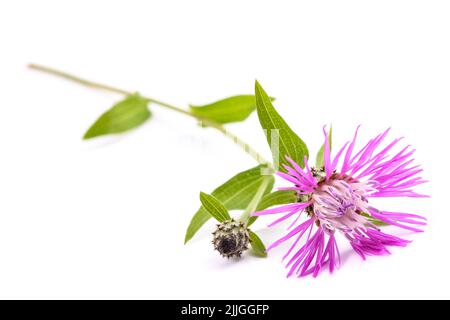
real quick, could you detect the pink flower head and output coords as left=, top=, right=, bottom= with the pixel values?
left=253, top=127, right=428, bottom=278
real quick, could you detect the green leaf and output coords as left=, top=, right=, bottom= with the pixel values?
left=247, top=190, right=298, bottom=227
left=316, top=126, right=332, bottom=168
left=184, top=165, right=274, bottom=244
left=360, top=213, right=389, bottom=226
left=83, top=94, right=150, bottom=139
left=190, top=95, right=274, bottom=124
left=248, top=230, right=267, bottom=257
left=240, top=175, right=273, bottom=224
left=255, top=80, right=309, bottom=170
left=199, top=192, right=231, bottom=222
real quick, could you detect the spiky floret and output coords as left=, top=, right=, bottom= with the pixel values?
left=212, top=219, right=250, bottom=258
left=253, top=127, right=428, bottom=278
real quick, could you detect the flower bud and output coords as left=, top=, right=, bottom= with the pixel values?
left=212, top=219, right=250, bottom=258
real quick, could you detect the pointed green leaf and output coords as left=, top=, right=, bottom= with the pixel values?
left=248, top=230, right=267, bottom=257
left=199, top=192, right=231, bottom=222
left=316, top=126, right=332, bottom=168
left=255, top=81, right=309, bottom=170
left=190, top=95, right=274, bottom=124
left=83, top=94, right=150, bottom=139
left=240, top=175, right=273, bottom=224
left=247, top=190, right=298, bottom=227
left=184, top=165, right=274, bottom=244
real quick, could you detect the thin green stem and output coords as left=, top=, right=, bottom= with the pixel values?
left=239, top=175, right=272, bottom=224
left=28, top=64, right=130, bottom=95
left=28, top=63, right=271, bottom=166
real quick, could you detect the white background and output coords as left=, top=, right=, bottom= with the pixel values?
left=0, top=0, right=449, bottom=299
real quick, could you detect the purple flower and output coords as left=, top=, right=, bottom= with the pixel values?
left=253, top=127, right=428, bottom=278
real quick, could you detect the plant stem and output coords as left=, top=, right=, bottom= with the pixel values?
left=28, top=63, right=271, bottom=166
left=240, top=175, right=272, bottom=224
